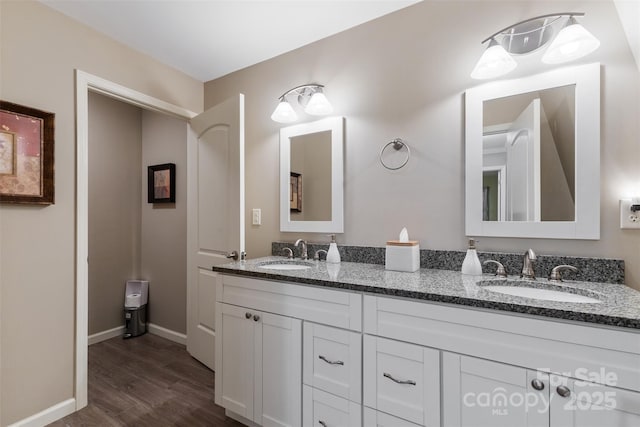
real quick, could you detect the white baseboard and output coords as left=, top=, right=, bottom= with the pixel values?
left=88, top=324, right=186, bottom=346
left=148, top=322, right=187, bottom=345
left=88, top=325, right=125, bottom=345
left=7, top=398, right=76, bottom=427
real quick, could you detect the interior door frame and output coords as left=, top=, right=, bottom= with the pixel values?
left=75, top=70, right=197, bottom=410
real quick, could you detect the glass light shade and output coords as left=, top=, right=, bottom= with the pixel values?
left=470, top=39, right=517, bottom=80
left=271, top=100, right=298, bottom=123
left=542, top=18, right=600, bottom=64
left=304, top=92, right=333, bottom=116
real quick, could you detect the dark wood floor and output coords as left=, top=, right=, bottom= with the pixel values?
left=49, top=333, right=245, bottom=427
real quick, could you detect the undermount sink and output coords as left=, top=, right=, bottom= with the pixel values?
left=480, top=281, right=602, bottom=304
left=257, top=261, right=314, bottom=271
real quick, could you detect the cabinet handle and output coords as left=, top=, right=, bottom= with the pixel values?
left=318, top=421, right=327, bottom=427
left=318, top=355, right=344, bottom=366
left=383, top=372, right=416, bottom=386
left=245, top=312, right=252, bottom=319
left=531, top=379, right=545, bottom=391
left=253, top=314, right=260, bottom=322
left=557, top=385, right=571, bottom=398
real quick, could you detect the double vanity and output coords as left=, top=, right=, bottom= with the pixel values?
left=208, top=61, right=639, bottom=427
left=212, top=254, right=640, bottom=427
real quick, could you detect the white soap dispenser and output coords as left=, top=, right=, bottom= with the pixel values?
left=461, top=238, right=483, bottom=276
left=326, top=234, right=341, bottom=264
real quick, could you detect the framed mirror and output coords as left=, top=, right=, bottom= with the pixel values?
left=280, top=116, right=344, bottom=232
left=465, top=63, right=600, bottom=239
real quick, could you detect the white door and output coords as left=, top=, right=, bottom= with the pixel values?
left=217, top=303, right=255, bottom=419
left=549, top=376, right=640, bottom=426
left=187, top=94, right=244, bottom=370
left=442, top=353, right=549, bottom=427
left=506, top=99, right=541, bottom=221
left=256, top=312, right=302, bottom=427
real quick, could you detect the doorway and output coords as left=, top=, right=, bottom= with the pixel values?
left=76, top=70, right=197, bottom=410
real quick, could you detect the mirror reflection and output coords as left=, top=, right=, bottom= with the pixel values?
left=289, top=131, right=332, bottom=221
left=482, top=85, right=575, bottom=222
left=280, top=116, right=344, bottom=233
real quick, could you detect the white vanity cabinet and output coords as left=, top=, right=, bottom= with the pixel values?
left=216, top=302, right=302, bottom=427
left=215, top=274, right=362, bottom=427
left=364, top=294, right=640, bottom=427
left=214, top=272, right=640, bottom=427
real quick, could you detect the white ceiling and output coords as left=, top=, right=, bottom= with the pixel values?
left=40, top=0, right=421, bottom=82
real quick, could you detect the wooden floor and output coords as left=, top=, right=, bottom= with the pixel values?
left=49, top=333, right=244, bottom=427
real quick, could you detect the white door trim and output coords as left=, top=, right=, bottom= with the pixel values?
left=75, top=69, right=197, bottom=410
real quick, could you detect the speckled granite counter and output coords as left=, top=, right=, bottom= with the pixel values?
left=213, top=257, right=640, bottom=330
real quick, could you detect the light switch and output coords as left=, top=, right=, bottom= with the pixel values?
left=620, top=199, right=640, bottom=229
left=252, top=208, right=261, bottom=226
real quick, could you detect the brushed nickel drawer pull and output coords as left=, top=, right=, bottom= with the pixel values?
left=318, top=355, right=344, bottom=366
left=383, top=372, right=416, bottom=386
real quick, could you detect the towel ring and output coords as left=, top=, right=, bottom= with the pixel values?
left=379, top=138, right=410, bottom=170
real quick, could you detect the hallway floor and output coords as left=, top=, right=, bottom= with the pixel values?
left=49, top=333, right=244, bottom=426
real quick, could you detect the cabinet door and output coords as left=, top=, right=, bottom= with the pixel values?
left=550, top=376, right=640, bottom=426
left=364, top=335, right=440, bottom=426
left=217, top=303, right=256, bottom=419
left=256, top=311, right=302, bottom=427
left=443, top=353, right=549, bottom=427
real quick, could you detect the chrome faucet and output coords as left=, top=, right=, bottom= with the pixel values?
left=295, top=239, right=308, bottom=260
left=521, top=248, right=537, bottom=280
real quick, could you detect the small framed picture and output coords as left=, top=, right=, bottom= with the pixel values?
left=0, top=100, right=55, bottom=205
left=148, top=163, right=175, bottom=203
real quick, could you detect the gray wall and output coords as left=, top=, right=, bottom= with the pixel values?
left=0, top=1, right=202, bottom=423
left=141, top=110, right=188, bottom=334
left=87, top=99, right=188, bottom=337
left=88, top=93, right=142, bottom=335
left=203, top=0, right=640, bottom=290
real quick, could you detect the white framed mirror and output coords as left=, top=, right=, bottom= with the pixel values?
left=280, top=116, right=344, bottom=233
left=465, top=62, right=600, bottom=239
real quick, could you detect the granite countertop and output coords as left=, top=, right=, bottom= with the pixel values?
left=213, top=256, right=640, bottom=330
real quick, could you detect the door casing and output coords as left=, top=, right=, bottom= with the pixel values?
left=75, top=70, right=197, bottom=410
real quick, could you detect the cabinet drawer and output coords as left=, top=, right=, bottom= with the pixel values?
left=364, top=335, right=440, bottom=427
left=220, top=275, right=362, bottom=331
left=363, top=407, right=423, bottom=427
left=303, top=322, right=362, bottom=403
left=303, top=385, right=361, bottom=427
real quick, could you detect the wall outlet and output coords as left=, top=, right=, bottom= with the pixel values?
left=252, top=208, right=261, bottom=226
left=620, top=199, right=640, bottom=229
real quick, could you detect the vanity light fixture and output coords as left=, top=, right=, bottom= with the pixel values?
left=271, top=84, right=333, bottom=123
left=541, top=16, right=601, bottom=64
left=471, top=13, right=600, bottom=80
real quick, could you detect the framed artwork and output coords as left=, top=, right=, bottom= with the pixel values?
left=0, top=101, right=55, bottom=204
left=290, top=172, right=302, bottom=212
left=148, top=163, right=176, bottom=203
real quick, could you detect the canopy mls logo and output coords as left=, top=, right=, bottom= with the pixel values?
left=462, top=368, right=619, bottom=416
